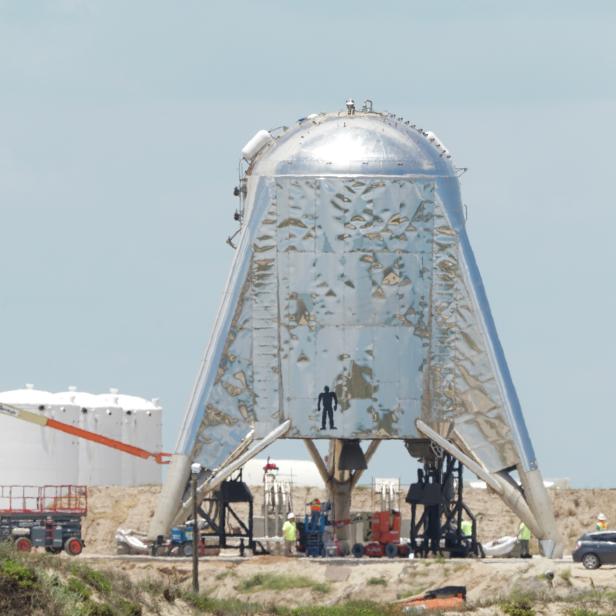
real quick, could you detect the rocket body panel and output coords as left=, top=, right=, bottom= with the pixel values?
left=174, top=112, right=534, bottom=477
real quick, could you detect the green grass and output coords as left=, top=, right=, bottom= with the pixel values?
left=474, top=584, right=616, bottom=616
left=0, top=541, right=408, bottom=616
left=0, top=542, right=398, bottom=616
left=501, top=598, right=536, bottom=616
left=214, top=569, right=238, bottom=581
left=237, top=572, right=330, bottom=594
left=66, top=577, right=92, bottom=601
left=70, top=563, right=113, bottom=594
left=181, top=592, right=401, bottom=616
left=182, top=591, right=263, bottom=615
left=0, top=541, right=145, bottom=616
left=0, top=553, right=42, bottom=615
left=0, top=557, right=37, bottom=589
left=367, top=576, right=387, bottom=586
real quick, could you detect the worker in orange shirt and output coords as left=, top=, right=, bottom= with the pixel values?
left=308, top=498, right=321, bottom=527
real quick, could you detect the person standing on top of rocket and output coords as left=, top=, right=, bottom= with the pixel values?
left=318, top=386, right=338, bottom=431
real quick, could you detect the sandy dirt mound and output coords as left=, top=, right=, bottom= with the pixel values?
left=82, top=485, right=616, bottom=555
left=82, top=486, right=161, bottom=554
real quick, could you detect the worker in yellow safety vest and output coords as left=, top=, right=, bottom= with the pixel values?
left=460, top=519, right=473, bottom=539
left=282, top=512, right=298, bottom=556
left=518, top=521, right=531, bottom=558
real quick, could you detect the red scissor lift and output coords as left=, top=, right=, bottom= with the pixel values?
left=0, top=485, right=87, bottom=555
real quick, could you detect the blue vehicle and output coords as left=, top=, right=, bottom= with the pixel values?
left=573, top=531, right=616, bottom=569
left=169, top=523, right=200, bottom=556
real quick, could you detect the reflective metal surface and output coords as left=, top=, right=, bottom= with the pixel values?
left=251, top=113, right=454, bottom=177
left=175, top=110, right=537, bottom=478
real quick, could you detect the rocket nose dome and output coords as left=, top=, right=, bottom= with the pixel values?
left=250, top=112, right=455, bottom=177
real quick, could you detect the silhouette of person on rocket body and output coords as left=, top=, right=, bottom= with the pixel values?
left=318, top=386, right=338, bottom=430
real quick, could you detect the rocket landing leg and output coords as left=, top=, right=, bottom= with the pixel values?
left=149, top=454, right=192, bottom=541
left=326, top=441, right=353, bottom=546
left=415, top=420, right=564, bottom=558
left=518, top=467, right=563, bottom=558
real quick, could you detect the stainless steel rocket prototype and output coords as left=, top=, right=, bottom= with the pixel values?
left=149, top=102, right=562, bottom=556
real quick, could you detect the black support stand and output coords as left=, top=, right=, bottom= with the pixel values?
left=198, top=471, right=268, bottom=555
left=405, top=440, right=483, bottom=558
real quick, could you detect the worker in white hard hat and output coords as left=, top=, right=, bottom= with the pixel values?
left=596, top=513, right=608, bottom=531
left=282, top=512, right=298, bottom=556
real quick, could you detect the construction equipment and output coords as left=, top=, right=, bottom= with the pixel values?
left=117, top=523, right=219, bottom=557
left=351, top=510, right=411, bottom=558
left=145, top=471, right=266, bottom=557
left=406, top=440, right=483, bottom=558
left=118, top=472, right=264, bottom=558
left=195, top=471, right=267, bottom=556
left=0, top=401, right=172, bottom=558
left=0, top=401, right=171, bottom=465
left=0, top=485, right=87, bottom=555
left=399, top=586, right=466, bottom=612
left=351, top=479, right=410, bottom=558
left=262, top=458, right=293, bottom=538
left=168, top=522, right=211, bottom=557
left=300, top=501, right=331, bottom=557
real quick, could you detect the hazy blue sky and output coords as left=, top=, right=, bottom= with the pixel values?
left=1, top=1, right=615, bottom=486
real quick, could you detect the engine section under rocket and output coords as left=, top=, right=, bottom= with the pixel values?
left=150, top=102, right=562, bottom=556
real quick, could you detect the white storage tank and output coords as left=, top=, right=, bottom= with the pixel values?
left=44, top=389, right=80, bottom=484
left=71, top=391, right=123, bottom=486
left=96, top=389, right=162, bottom=486
left=0, top=385, right=163, bottom=486
left=0, top=384, right=78, bottom=485
left=133, top=404, right=163, bottom=485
